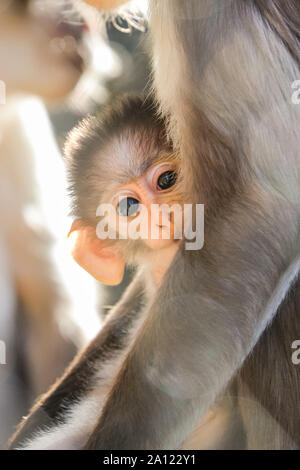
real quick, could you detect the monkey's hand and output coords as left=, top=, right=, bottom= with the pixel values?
left=84, top=186, right=300, bottom=449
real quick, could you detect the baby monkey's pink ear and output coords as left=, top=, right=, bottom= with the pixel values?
left=67, top=220, right=125, bottom=286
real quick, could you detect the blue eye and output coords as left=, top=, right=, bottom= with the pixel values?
left=117, top=197, right=140, bottom=217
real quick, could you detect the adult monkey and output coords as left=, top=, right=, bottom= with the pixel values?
left=10, top=0, right=300, bottom=449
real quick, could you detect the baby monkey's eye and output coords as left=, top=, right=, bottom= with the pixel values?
left=157, top=170, right=178, bottom=191
left=117, top=197, right=140, bottom=217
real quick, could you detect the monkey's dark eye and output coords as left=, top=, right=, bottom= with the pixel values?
left=157, top=170, right=178, bottom=190
left=117, top=197, right=140, bottom=217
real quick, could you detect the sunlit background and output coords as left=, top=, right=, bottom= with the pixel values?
left=0, top=0, right=149, bottom=447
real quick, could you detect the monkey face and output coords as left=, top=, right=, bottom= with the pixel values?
left=68, top=159, right=182, bottom=286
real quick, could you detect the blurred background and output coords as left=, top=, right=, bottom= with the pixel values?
left=0, top=0, right=149, bottom=447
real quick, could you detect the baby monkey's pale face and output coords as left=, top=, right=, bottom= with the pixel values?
left=69, top=154, right=183, bottom=287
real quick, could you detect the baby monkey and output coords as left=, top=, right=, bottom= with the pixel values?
left=66, top=95, right=184, bottom=292
left=64, top=95, right=240, bottom=450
